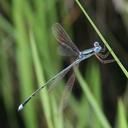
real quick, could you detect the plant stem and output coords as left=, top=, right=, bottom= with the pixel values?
left=75, top=0, right=128, bottom=78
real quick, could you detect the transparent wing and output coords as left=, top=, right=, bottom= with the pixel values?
left=59, top=65, right=79, bottom=111
left=58, top=43, right=78, bottom=57
left=52, top=23, right=80, bottom=56
left=48, top=66, right=70, bottom=92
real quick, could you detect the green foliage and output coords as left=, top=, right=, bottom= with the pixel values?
left=116, top=99, right=128, bottom=128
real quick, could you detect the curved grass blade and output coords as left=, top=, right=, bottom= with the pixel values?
left=75, top=0, right=128, bottom=78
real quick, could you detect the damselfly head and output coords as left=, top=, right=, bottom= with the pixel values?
left=93, top=42, right=102, bottom=53
left=94, top=41, right=100, bottom=47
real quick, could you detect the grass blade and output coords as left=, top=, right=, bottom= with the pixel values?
left=75, top=68, right=112, bottom=128
left=75, top=0, right=128, bottom=78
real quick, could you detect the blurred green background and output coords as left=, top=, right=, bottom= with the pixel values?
left=0, top=0, right=128, bottom=128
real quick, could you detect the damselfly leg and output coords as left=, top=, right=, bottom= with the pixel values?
left=95, top=45, right=115, bottom=64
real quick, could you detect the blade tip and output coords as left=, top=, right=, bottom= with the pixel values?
left=18, top=104, right=24, bottom=111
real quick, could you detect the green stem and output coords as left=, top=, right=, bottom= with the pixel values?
left=75, top=69, right=112, bottom=128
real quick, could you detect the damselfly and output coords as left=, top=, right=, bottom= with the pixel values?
left=18, top=23, right=114, bottom=111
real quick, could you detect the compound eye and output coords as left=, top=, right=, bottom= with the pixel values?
left=94, top=42, right=99, bottom=47
left=94, top=46, right=102, bottom=53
